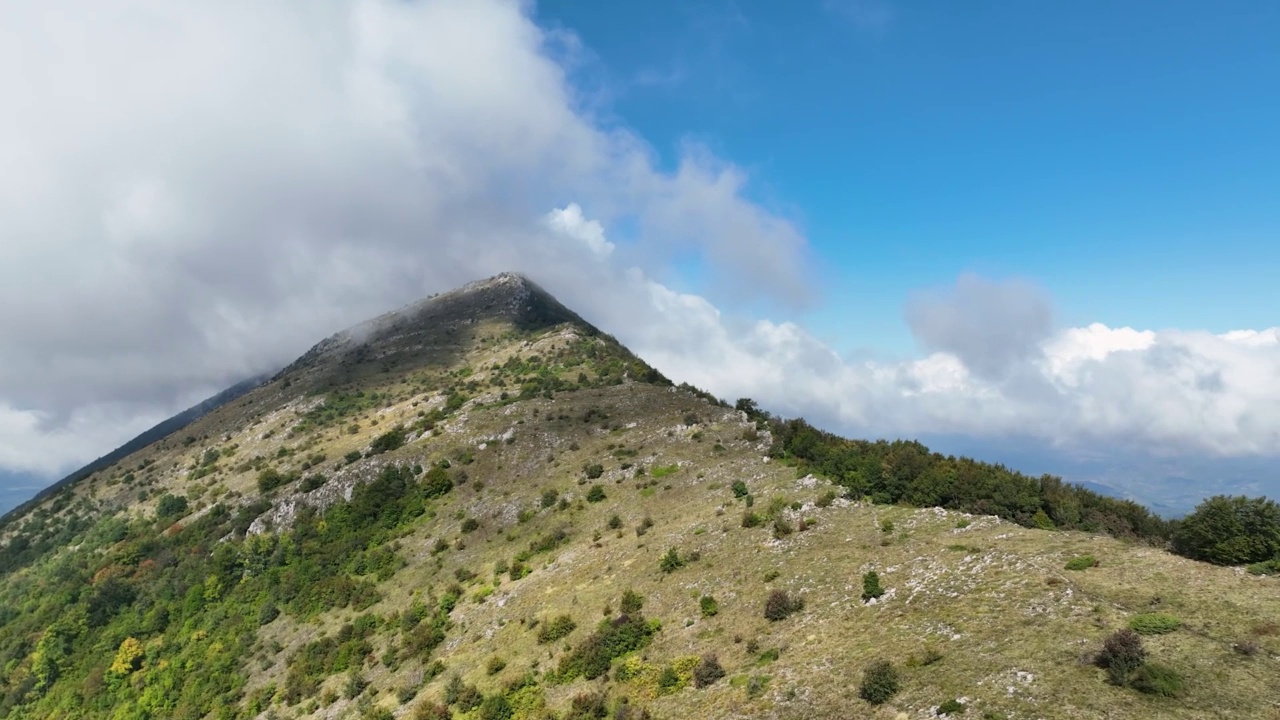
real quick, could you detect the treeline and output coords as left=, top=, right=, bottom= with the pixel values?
left=756, top=410, right=1280, bottom=569
left=763, top=414, right=1172, bottom=543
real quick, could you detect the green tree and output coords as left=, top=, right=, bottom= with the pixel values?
left=862, top=571, right=885, bottom=602
left=1172, top=495, right=1280, bottom=565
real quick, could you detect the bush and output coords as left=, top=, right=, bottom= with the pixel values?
left=938, top=698, right=965, bottom=715
left=369, top=427, right=406, bottom=455
left=586, top=484, right=607, bottom=502
left=731, top=480, right=749, bottom=498
left=659, top=548, right=684, bottom=573
left=607, top=514, right=623, bottom=529
left=693, top=654, right=726, bottom=688
left=1246, top=558, right=1280, bottom=575
left=620, top=590, right=644, bottom=614
left=742, top=511, right=762, bottom=528
left=477, top=694, right=513, bottom=720
left=485, top=656, right=506, bottom=675
left=537, top=615, right=577, bottom=644
left=858, top=660, right=899, bottom=705
left=1172, top=495, right=1280, bottom=565
left=1129, top=613, right=1180, bottom=635
left=1129, top=662, right=1185, bottom=697
left=699, top=595, right=719, bottom=617
left=1096, top=629, right=1146, bottom=685
left=541, top=489, right=559, bottom=508
left=584, top=464, right=605, bottom=480
left=155, top=493, right=189, bottom=520
left=861, top=571, right=885, bottom=602
left=764, top=590, right=803, bottom=621
left=414, top=703, right=451, bottom=720
left=1065, top=555, right=1099, bottom=571
left=461, top=518, right=480, bottom=533
left=555, top=613, right=659, bottom=681
left=257, top=469, right=289, bottom=493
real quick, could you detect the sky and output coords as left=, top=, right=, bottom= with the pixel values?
left=1, top=0, right=1277, bottom=516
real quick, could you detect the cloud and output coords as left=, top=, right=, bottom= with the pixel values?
left=905, top=274, right=1055, bottom=380
left=0, top=0, right=811, bottom=474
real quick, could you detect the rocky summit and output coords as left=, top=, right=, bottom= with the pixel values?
left=0, top=274, right=1276, bottom=720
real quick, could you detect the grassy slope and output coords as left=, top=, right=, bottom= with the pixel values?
left=1, top=318, right=1278, bottom=720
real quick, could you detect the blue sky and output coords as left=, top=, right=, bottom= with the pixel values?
left=537, top=0, right=1280, bottom=354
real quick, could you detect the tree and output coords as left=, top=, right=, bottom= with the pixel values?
left=1172, top=495, right=1280, bottom=565
left=109, top=637, right=145, bottom=676
left=659, top=548, right=684, bottom=573
left=862, top=571, right=885, bottom=602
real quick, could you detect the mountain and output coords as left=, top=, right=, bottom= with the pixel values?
left=0, top=375, right=270, bottom=531
left=0, top=273, right=1276, bottom=720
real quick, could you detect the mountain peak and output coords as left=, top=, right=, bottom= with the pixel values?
left=282, top=272, right=593, bottom=388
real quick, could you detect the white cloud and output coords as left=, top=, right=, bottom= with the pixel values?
left=0, top=0, right=811, bottom=475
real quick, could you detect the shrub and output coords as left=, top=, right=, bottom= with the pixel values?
left=414, top=703, right=451, bottom=720
left=344, top=671, right=367, bottom=699
left=586, top=485, right=607, bottom=503
left=344, top=450, right=362, bottom=464
left=1129, top=662, right=1185, bottom=697
left=816, top=490, right=837, bottom=508
left=861, top=571, right=885, bottom=602
left=699, top=595, right=719, bottom=617
left=461, top=518, right=480, bottom=533
left=1065, top=555, right=1099, bottom=571
left=1246, top=558, right=1280, bottom=575
left=772, top=518, right=794, bottom=539
left=636, top=516, right=654, bottom=536
left=485, top=656, right=506, bottom=675
left=858, top=660, right=899, bottom=705
left=584, top=464, right=605, bottom=480
left=1129, top=613, right=1180, bottom=635
left=938, top=698, right=965, bottom=715
left=555, top=613, right=659, bottom=681
left=477, top=694, right=513, bottom=720
left=764, top=590, right=803, bottom=621
left=155, top=493, right=189, bottom=520
left=257, top=468, right=288, bottom=493
left=541, top=489, right=559, bottom=508
left=1172, top=495, right=1280, bottom=565
left=693, top=654, right=726, bottom=688
left=607, top=514, right=623, bottom=530
left=620, top=590, right=644, bottom=614
left=369, top=427, right=406, bottom=455
left=742, top=511, right=762, bottom=528
left=537, top=615, right=577, bottom=644
left=1096, top=629, right=1146, bottom=685
left=731, top=480, right=749, bottom=498
left=659, top=548, right=685, bottom=573
left=565, top=692, right=608, bottom=720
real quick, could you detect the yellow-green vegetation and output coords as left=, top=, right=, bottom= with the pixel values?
left=1, top=274, right=1278, bottom=720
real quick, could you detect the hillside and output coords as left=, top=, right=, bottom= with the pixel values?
left=0, top=273, right=1277, bottom=720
